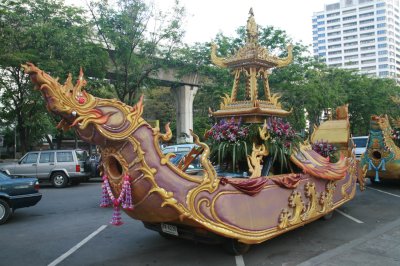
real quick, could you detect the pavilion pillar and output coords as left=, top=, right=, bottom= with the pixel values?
left=171, top=85, right=199, bottom=143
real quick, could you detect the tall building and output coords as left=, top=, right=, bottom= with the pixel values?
left=312, top=0, right=400, bottom=80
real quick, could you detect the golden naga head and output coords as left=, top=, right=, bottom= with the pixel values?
left=22, top=63, right=100, bottom=131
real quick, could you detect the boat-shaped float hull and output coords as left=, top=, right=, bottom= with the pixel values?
left=22, top=64, right=365, bottom=250
left=361, top=115, right=400, bottom=182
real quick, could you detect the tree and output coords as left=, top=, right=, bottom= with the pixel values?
left=88, top=0, right=186, bottom=106
left=0, top=0, right=108, bottom=155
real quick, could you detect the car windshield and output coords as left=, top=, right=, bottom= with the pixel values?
left=75, top=150, right=88, bottom=162
left=353, top=138, right=368, bottom=147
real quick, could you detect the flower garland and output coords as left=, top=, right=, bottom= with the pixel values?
left=100, top=174, right=134, bottom=226
left=368, top=158, right=386, bottom=182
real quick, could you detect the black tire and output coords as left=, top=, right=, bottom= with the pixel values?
left=322, top=211, right=334, bottom=220
left=51, top=172, right=68, bottom=188
left=0, top=199, right=12, bottom=225
left=223, top=238, right=251, bottom=255
left=158, top=231, right=177, bottom=240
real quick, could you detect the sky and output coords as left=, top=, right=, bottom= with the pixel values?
left=66, top=0, right=339, bottom=47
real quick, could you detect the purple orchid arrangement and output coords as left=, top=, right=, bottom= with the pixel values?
left=266, top=117, right=298, bottom=149
left=312, top=140, right=337, bottom=161
left=206, top=118, right=249, bottom=143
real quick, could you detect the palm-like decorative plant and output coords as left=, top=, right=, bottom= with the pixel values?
left=261, top=117, right=301, bottom=173
left=206, top=118, right=250, bottom=172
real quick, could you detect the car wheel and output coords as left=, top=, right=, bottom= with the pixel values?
left=158, top=231, right=177, bottom=240
left=322, top=211, right=334, bottom=220
left=0, top=199, right=12, bottom=225
left=51, top=172, right=68, bottom=188
left=223, top=238, right=251, bottom=255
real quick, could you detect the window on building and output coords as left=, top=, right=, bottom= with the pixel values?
left=317, top=15, right=325, bottom=19
left=361, top=45, right=375, bottom=50
left=360, top=25, right=375, bottom=31
left=361, top=59, right=376, bottom=64
left=360, top=39, right=374, bottom=44
left=328, top=44, right=342, bottom=49
left=359, top=5, right=374, bottom=11
left=377, top=16, right=386, bottom=21
left=377, top=30, right=387, bottom=34
left=376, top=3, right=385, bottom=8
left=345, top=61, right=358, bottom=65
left=361, top=52, right=376, bottom=57
left=377, top=23, right=386, bottom=28
left=345, top=48, right=359, bottom=53
left=328, top=31, right=341, bottom=36
left=327, top=25, right=341, bottom=30
left=318, top=33, right=326, bottom=37
left=344, top=35, right=357, bottom=40
left=377, top=37, right=387, bottom=41
left=378, top=57, right=388, bottom=62
left=328, top=50, right=342, bottom=55
left=328, top=37, right=342, bottom=42
left=318, top=27, right=325, bottom=31
left=327, top=18, right=340, bottom=23
left=345, top=55, right=358, bottom=59
left=379, top=71, right=389, bottom=76
left=319, top=46, right=326, bottom=50
left=319, top=52, right=326, bottom=56
left=344, top=41, right=358, bottom=46
left=344, top=22, right=357, bottom=27
left=318, top=40, right=326, bottom=43
left=359, top=12, right=374, bottom=18
left=329, top=63, right=343, bottom=67
left=360, top=18, right=374, bottom=24
left=318, top=21, right=325, bottom=25
left=378, top=43, right=388, bottom=48
left=327, top=12, right=340, bottom=17
left=329, top=56, right=342, bottom=61
left=360, top=32, right=375, bottom=37
left=343, top=15, right=357, bottom=20
left=376, top=9, right=386, bottom=14
left=378, top=50, right=388, bottom=55
left=343, top=8, right=356, bottom=14
left=343, top=28, right=358, bottom=33
left=361, top=66, right=376, bottom=70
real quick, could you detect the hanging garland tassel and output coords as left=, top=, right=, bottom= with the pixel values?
left=100, top=174, right=134, bottom=226
left=368, top=159, right=386, bottom=182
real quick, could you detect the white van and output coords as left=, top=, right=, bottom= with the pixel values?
left=352, top=136, right=369, bottom=160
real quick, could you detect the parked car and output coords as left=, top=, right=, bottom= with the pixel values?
left=162, top=144, right=197, bottom=154
left=352, top=136, right=369, bottom=160
left=0, top=171, right=42, bottom=224
left=0, top=149, right=90, bottom=188
left=87, top=153, right=101, bottom=178
left=162, top=144, right=203, bottom=175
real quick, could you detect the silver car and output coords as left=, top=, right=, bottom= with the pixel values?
left=0, top=149, right=90, bottom=188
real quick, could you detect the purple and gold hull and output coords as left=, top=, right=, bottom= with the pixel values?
left=23, top=63, right=364, bottom=246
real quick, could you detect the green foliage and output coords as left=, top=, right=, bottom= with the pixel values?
left=141, top=87, right=176, bottom=134
left=0, top=0, right=108, bottom=154
left=88, top=0, right=186, bottom=105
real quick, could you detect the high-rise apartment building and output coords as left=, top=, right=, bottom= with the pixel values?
left=312, top=0, right=400, bottom=80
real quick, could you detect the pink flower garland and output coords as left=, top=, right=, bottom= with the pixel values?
left=100, top=174, right=134, bottom=226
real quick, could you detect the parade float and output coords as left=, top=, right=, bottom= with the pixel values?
left=23, top=10, right=365, bottom=255
left=361, top=115, right=400, bottom=183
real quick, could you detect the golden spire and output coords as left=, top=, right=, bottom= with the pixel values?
left=209, top=9, right=293, bottom=123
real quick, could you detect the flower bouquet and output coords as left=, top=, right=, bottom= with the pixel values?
left=311, top=140, right=338, bottom=162
left=206, top=118, right=250, bottom=172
